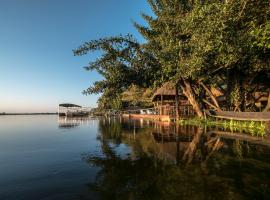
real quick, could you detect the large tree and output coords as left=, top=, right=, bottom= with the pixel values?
left=75, top=0, right=270, bottom=115
left=74, top=34, right=161, bottom=109
left=135, top=0, right=270, bottom=116
left=134, top=0, right=206, bottom=117
left=186, top=0, right=270, bottom=111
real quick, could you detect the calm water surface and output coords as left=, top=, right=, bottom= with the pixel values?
left=0, top=115, right=270, bottom=200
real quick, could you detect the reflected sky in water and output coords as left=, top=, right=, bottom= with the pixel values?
left=0, top=115, right=270, bottom=200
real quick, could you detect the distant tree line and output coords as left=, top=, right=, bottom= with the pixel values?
left=74, top=0, right=270, bottom=117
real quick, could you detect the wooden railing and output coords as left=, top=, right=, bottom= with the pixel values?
left=58, top=106, right=92, bottom=115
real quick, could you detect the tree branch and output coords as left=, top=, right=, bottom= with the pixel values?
left=199, top=82, right=221, bottom=110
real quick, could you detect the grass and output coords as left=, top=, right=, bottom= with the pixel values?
left=178, top=117, right=267, bottom=137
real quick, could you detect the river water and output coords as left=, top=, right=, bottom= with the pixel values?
left=0, top=115, right=269, bottom=200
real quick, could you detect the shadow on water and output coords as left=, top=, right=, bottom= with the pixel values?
left=79, top=117, right=270, bottom=200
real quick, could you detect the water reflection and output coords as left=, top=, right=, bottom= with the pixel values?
left=58, top=116, right=97, bottom=129
left=83, top=117, right=270, bottom=200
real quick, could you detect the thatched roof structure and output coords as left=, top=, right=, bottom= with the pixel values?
left=152, top=82, right=183, bottom=101
left=59, top=103, right=81, bottom=108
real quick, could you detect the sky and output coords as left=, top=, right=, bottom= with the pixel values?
left=0, top=0, right=151, bottom=113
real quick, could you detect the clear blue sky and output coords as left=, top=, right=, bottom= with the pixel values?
left=0, top=0, right=151, bottom=113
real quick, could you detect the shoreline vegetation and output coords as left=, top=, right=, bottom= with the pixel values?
left=179, top=118, right=268, bottom=137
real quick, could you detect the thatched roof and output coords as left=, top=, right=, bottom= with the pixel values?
left=59, top=103, right=81, bottom=108
left=152, top=82, right=180, bottom=101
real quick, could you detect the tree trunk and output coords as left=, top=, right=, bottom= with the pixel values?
left=182, top=127, right=204, bottom=164
left=175, top=82, right=180, bottom=120
left=226, top=69, right=234, bottom=110
left=263, top=92, right=270, bottom=112
left=239, top=78, right=245, bottom=111
left=199, top=82, right=221, bottom=111
left=180, top=79, right=204, bottom=118
left=161, top=94, right=163, bottom=115
left=203, top=99, right=220, bottom=110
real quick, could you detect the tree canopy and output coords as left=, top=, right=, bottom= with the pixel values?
left=75, top=0, right=270, bottom=115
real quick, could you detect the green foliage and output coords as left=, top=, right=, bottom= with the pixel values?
left=74, top=35, right=141, bottom=95
left=134, top=0, right=192, bottom=82
left=250, top=16, right=270, bottom=49
left=231, top=84, right=241, bottom=108
left=121, top=84, right=154, bottom=108
left=111, top=95, right=123, bottom=110
left=136, top=0, right=270, bottom=111
left=189, top=0, right=269, bottom=71
left=74, top=34, right=161, bottom=109
left=75, top=0, right=270, bottom=113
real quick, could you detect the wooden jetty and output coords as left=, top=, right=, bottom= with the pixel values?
left=122, top=105, right=194, bottom=122
left=206, top=110, right=270, bottom=122
left=122, top=113, right=171, bottom=122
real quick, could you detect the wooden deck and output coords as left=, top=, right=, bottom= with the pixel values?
left=206, top=110, right=270, bottom=121
left=121, top=105, right=195, bottom=122
left=122, top=113, right=193, bottom=122
left=122, top=113, right=172, bottom=122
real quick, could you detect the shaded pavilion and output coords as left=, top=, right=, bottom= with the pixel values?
left=58, top=103, right=89, bottom=117
left=151, top=82, right=193, bottom=116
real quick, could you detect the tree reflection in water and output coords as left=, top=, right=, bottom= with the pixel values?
left=82, top=118, right=270, bottom=200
